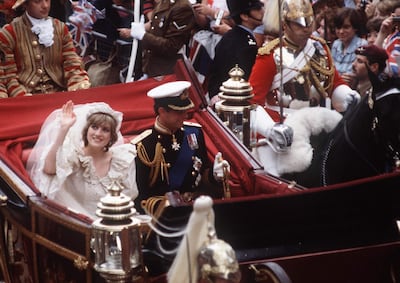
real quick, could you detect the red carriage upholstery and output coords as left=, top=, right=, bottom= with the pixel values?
left=0, top=60, right=294, bottom=201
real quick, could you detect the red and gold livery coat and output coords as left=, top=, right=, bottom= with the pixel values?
left=0, top=14, right=90, bottom=97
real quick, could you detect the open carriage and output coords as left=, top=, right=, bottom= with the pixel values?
left=0, top=59, right=399, bottom=282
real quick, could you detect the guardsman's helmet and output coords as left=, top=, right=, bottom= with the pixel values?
left=282, top=0, right=314, bottom=27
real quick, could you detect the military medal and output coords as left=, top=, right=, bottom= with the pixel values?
left=159, top=18, right=164, bottom=28
left=187, top=133, right=199, bottom=150
left=172, top=134, right=180, bottom=151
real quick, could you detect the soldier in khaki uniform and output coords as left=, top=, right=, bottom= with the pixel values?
left=122, top=0, right=196, bottom=77
left=0, top=0, right=90, bottom=97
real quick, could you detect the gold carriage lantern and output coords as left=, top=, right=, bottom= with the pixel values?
left=92, top=182, right=143, bottom=283
left=215, top=65, right=257, bottom=149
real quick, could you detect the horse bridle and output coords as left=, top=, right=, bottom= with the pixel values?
left=369, top=88, right=400, bottom=170
left=322, top=88, right=400, bottom=186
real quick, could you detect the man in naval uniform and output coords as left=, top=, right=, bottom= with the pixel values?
left=0, top=0, right=90, bottom=97
left=248, top=0, right=360, bottom=152
left=126, top=0, right=196, bottom=78
left=207, top=0, right=264, bottom=106
left=133, top=81, right=229, bottom=211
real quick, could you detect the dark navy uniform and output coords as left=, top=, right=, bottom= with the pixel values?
left=133, top=81, right=223, bottom=212
left=207, top=24, right=259, bottom=101
left=134, top=122, right=215, bottom=203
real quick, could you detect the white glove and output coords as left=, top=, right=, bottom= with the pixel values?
left=213, top=152, right=230, bottom=181
left=130, top=15, right=145, bottom=40
left=332, top=84, right=361, bottom=113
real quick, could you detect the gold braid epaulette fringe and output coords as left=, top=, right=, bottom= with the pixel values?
left=140, top=195, right=169, bottom=243
left=136, top=141, right=169, bottom=187
left=257, top=38, right=280, bottom=55
left=141, top=196, right=167, bottom=218
left=309, top=35, right=335, bottom=96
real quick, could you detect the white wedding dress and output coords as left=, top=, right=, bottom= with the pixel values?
left=26, top=102, right=138, bottom=219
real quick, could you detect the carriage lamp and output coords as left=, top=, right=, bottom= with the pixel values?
left=92, top=182, right=143, bottom=283
left=215, top=65, right=257, bottom=149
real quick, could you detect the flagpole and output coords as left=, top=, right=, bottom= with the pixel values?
left=125, top=0, right=140, bottom=83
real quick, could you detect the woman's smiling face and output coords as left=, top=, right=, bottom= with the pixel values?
left=335, top=18, right=357, bottom=47
left=87, top=122, right=112, bottom=149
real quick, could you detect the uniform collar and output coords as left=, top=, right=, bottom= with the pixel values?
left=154, top=116, right=183, bottom=135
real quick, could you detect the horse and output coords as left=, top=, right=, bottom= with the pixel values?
left=255, top=74, right=400, bottom=188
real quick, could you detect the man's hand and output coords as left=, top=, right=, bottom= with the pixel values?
left=213, top=152, right=230, bottom=181
left=130, top=15, right=145, bottom=40
left=332, top=85, right=361, bottom=113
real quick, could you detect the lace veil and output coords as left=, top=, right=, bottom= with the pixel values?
left=26, top=102, right=124, bottom=196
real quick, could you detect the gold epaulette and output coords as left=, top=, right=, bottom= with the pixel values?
left=183, top=121, right=202, bottom=128
left=130, top=129, right=152, bottom=145
left=257, top=38, right=280, bottom=56
left=310, top=34, right=327, bottom=45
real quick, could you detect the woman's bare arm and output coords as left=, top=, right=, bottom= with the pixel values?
left=43, top=101, right=77, bottom=175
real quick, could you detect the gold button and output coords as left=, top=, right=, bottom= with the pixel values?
left=35, top=54, right=41, bottom=60
left=29, top=81, right=35, bottom=86
left=167, top=163, right=171, bottom=168
left=32, top=40, right=38, bottom=46
left=162, top=148, right=166, bottom=153
left=151, top=26, right=154, bottom=30
left=37, top=69, right=43, bottom=75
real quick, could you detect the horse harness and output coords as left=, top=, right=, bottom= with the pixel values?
left=369, top=87, right=400, bottom=170
left=322, top=87, right=400, bottom=186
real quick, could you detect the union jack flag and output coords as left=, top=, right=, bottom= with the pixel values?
left=67, top=0, right=105, bottom=56
left=384, top=30, right=400, bottom=78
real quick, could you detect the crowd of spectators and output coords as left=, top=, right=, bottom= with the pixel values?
left=0, top=0, right=397, bottom=98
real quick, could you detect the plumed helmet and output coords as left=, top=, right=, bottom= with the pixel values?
left=282, top=0, right=314, bottom=27
left=227, top=0, right=264, bottom=18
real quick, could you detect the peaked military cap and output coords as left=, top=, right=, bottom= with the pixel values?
left=227, top=0, right=264, bottom=18
left=148, top=81, right=194, bottom=111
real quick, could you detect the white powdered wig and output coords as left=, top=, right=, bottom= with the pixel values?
left=263, top=0, right=282, bottom=36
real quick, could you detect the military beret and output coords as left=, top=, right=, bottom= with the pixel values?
left=148, top=81, right=194, bottom=111
left=355, top=45, right=388, bottom=63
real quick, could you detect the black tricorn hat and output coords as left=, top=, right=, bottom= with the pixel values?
left=227, top=0, right=264, bottom=18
